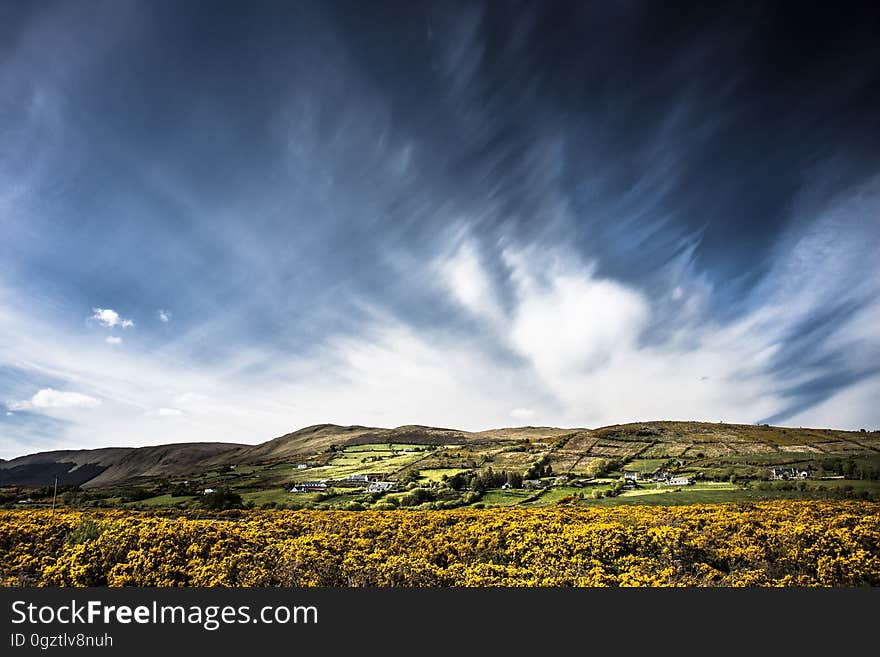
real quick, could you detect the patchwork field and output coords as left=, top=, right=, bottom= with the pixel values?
left=2, top=421, right=879, bottom=511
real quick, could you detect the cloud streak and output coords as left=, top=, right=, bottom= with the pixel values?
left=0, top=2, right=878, bottom=458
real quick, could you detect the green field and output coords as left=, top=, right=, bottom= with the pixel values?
left=123, top=494, right=180, bottom=508
left=575, top=485, right=869, bottom=507
left=240, top=488, right=297, bottom=506
left=344, top=444, right=427, bottom=453
left=622, top=459, right=670, bottom=474
left=476, top=489, right=534, bottom=506
left=418, top=468, right=472, bottom=483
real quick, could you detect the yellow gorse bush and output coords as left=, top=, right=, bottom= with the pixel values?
left=1, top=501, right=877, bottom=587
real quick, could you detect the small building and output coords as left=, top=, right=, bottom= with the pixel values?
left=296, top=464, right=309, bottom=470
left=202, top=488, right=216, bottom=494
left=770, top=467, right=788, bottom=480
left=347, top=474, right=370, bottom=483
left=770, top=467, right=810, bottom=480
left=623, top=471, right=638, bottom=483
left=367, top=481, right=395, bottom=493
left=666, top=476, right=691, bottom=486
left=290, top=481, right=328, bottom=493
left=500, top=482, right=512, bottom=490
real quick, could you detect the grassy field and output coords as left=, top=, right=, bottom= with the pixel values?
left=476, top=489, right=534, bottom=506
left=290, top=446, right=428, bottom=482
left=123, top=494, right=179, bottom=508
left=577, top=486, right=852, bottom=507
left=240, top=488, right=297, bottom=506
left=418, top=468, right=471, bottom=483
left=622, top=459, right=670, bottom=474
left=344, top=444, right=427, bottom=453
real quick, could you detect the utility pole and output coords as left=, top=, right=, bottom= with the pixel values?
left=51, top=475, right=58, bottom=517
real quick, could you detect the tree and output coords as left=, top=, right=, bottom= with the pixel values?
left=586, top=458, right=610, bottom=478
left=525, top=456, right=552, bottom=480
left=200, top=489, right=244, bottom=510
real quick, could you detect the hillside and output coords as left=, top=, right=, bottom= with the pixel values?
left=0, top=443, right=245, bottom=488
left=225, top=424, right=378, bottom=463
left=0, top=448, right=135, bottom=486
left=2, top=421, right=878, bottom=492
left=81, top=443, right=249, bottom=488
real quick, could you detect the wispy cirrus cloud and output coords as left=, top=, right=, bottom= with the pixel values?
left=1, top=1, right=878, bottom=460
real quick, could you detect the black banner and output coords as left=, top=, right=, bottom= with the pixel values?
left=1, top=587, right=876, bottom=654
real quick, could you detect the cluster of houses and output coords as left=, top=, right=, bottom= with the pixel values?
left=769, top=467, right=811, bottom=480
left=623, top=471, right=692, bottom=487
left=289, top=473, right=397, bottom=494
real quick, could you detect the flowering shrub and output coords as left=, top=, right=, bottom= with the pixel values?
left=1, top=501, right=877, bottom=587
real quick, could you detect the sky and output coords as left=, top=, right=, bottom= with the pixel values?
left=2, top=1, right=879, bottom=459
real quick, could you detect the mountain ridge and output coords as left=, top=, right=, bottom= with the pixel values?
left=2, top=420, right=878, bottom=488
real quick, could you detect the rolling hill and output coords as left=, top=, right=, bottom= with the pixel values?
left=0, top=443, right=245, bottom=487
left=1, top=421, right=878, bottom=489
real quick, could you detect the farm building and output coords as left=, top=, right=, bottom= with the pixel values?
left=770, top=467, right=810, bottom=480
left=367, top=481, right=395, bottom=492
left=290, top=481, right=328, bottom=493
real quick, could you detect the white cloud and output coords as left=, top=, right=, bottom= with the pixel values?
left=90, top=307, right=134, bottom=329
left=509, top=408, right=536, bottom=421
left=173, top=392, right=210, bottom=406
left=5, top=411, right=12, bottom=416
left=10, top=388, right=101, bottom=410
left=0, top=181, right=878, bottom=460
left=158, top=309, right=170, bottom=323
left=505, top=248, right=649, bottom=378
left=437, top=241, right=503, bottom=322
left=151, top=407, right=184, bottom=417
left=90, top=308, right=119, bottom=327
left=105, top=336, right=122, bottom=345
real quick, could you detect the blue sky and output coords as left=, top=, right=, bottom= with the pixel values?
left=2, top=1, right=879, bottom=458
